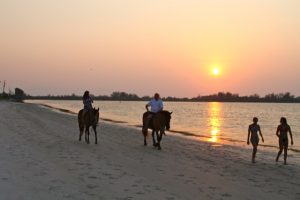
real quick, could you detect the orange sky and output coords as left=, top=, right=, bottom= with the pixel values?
left=1, top=0, right=299, bottom=97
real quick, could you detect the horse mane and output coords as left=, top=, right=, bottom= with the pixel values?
left=160, top=110, right=171, bottom=115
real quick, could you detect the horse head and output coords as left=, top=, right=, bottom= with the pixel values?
left=93, top=107, right=100, bottom=125
left=165, top=111, right=172, bottom=130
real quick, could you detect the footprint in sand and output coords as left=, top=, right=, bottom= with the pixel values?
left=165, top=197, right=176, bottom=200
left=34, top=171, right=48, bottom=177
left=184, top=179, right=196, bottom=185
left=82, top=191, right=96, bottom=197
left=62, top=194, right=75, bottom=199
left=86, top=184, right=98, bottom=189
left=154, top=186, right=161, bottom=191
left=87, top=176, right=98, bottom=179
left=48, top=185, right=62, bottom=191
left=119, top=197, right=133, bottom=200
left=208, top=186, right=217, bottom=190
left=221, top=193, right=232, bottom=198
left=135, top=179, right=143, bottom=184
left=135, top=191, right=145, bottom=195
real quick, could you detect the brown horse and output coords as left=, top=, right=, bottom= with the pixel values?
left=142, top=111, right=172, bottom=150
left=78, top=108, right=99, bottom=144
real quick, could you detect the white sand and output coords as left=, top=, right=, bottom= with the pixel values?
left=0, top=101, right=299, bottom=200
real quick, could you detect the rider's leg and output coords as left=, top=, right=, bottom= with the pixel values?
left=143, top=113, right=153, bottom=133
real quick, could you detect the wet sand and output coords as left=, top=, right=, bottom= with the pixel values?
left=0, top=101, right=299, bottom=199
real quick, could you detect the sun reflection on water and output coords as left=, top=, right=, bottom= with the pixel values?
left=207, top=102, right=221, bottom=143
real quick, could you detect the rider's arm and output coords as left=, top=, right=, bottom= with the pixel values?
left=159, top=100, right=164, bottom=112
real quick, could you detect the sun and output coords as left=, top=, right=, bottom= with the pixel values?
left=212, top=67, right=220, bottom=76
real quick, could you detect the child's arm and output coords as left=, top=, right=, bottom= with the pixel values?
left=247, top=125, right=251, bottom=145
left=276, top=126, right=280, bottom=137
left=258, top=125, right=264, bottom=143
left=288, top=126, right=293, bottom=145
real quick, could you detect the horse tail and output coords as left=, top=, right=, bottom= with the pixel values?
left=142, top=112, right=149, bottom=135
left=78, top=109, right=85, bottom=134
left=78, top=110, right=83, bottom=123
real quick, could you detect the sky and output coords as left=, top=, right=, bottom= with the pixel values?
left=1, top=0, right=299, bottom=97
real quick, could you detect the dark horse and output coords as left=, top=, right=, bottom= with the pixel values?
left=142, top=111, right=172, bottom=150
left=78, top=108, right=99, bottom=144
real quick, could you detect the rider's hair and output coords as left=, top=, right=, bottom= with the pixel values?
left=83, top=91, right=90, bottom=100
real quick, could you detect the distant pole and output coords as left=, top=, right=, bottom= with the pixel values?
left=2, top=80, right=5, bottom=94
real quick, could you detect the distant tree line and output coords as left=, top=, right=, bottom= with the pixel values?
left=187, top=92, right=300, bottom=103
left=25, top=91, right=300, bottom=103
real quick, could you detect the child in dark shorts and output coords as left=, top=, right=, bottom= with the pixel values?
left=276, top=117, right=294, bottom=165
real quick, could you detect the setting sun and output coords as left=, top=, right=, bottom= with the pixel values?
left=212, top=68, right=220, bottom=76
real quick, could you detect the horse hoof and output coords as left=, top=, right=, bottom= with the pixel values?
left=158, top=146, right=162, bottom=150
left=144, top=142, right=147, bottom=146
left=153, top=143, right=158, bottom=147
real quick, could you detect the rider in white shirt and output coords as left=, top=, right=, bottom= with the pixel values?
left=143, top=93, right=164, bottom=133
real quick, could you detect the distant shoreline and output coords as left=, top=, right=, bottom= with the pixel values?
left=24, top=91, right=300, bottom=103
left=25, top=98, right=300, bottom=103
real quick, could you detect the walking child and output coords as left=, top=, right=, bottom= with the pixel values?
left=247, top=117, right=264, bottom=163
left=275, top=117, right=294, bottom=165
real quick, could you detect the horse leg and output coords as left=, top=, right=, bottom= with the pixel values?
left=84, top=128, right=87, bottom=143
left=152, top=130, right=157, bottom=146
left=156, top=130, right=163, bottom=150
left=159, top=130, right=164, bottom=141
left=143, top=132, right=147, bottom=146
left=155, top=130, right=161, bottom=149
left=93, top=125, right=98, bottom=144
left=87, top=128, right=90, bottom=144
left=85, top=127, right=90, bottom=144
left=79, top=124, right=84, bottom=141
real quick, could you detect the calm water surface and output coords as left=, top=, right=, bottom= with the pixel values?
left=26, top=100, right=300, bottom=152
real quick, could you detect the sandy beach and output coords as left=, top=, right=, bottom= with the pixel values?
left=0, top=101, right=299, bottom=200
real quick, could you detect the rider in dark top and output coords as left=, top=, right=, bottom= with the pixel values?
left=83, top=91, right=93, bottom=110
